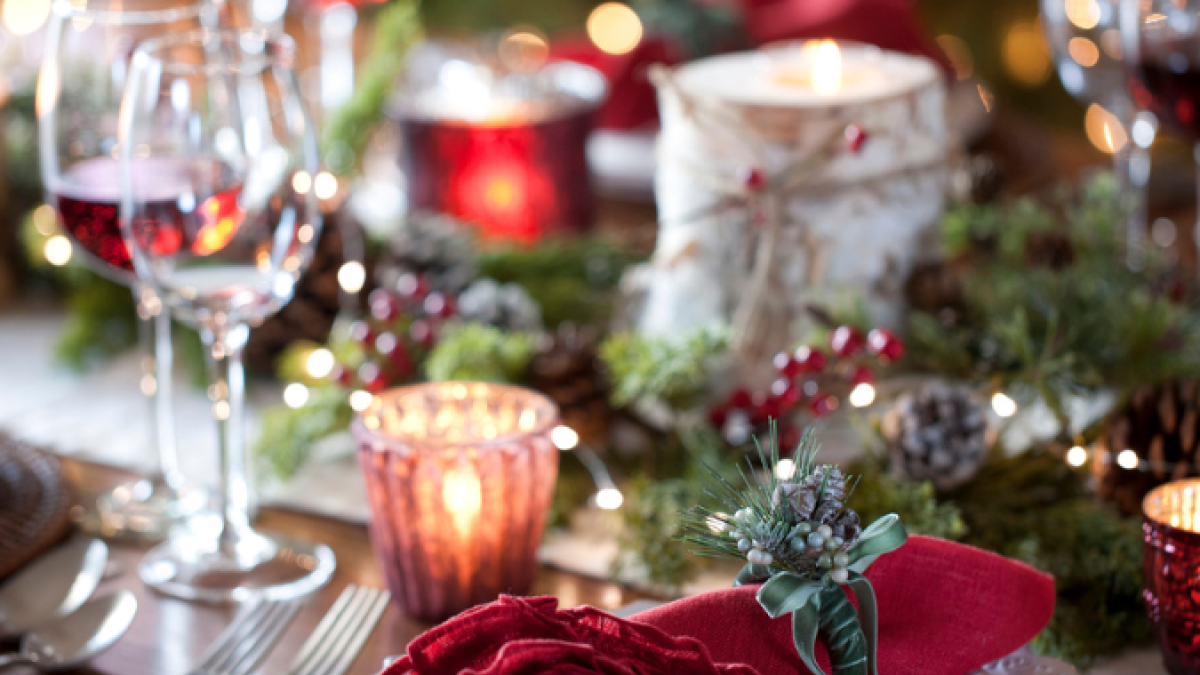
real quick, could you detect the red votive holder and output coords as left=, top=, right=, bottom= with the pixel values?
left=391, top=60, right=606, bottom=242
left=352, top=382, right=559, bottom=621
left=1145, top=479, right=1200, bottom=674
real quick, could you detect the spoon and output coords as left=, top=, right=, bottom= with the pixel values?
left=0, top=539, right=109, bottom=640
left=0, top=591, right=137, bottom=672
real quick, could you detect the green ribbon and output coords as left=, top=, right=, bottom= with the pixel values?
left=745, top=514, right=907, bottom=675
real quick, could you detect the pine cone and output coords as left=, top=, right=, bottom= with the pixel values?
left=526, top=323, right=611, bottom=445
left=375, top=212, right=477, bottom=294
left=904, top=261, right=964, bottom=324
left=1097, top=380, right=1200, bottom=516
left=883, top=383, right=989, bottom=491
left=457, top=278, right=543, bottom=332
left=831, top=510, right=861, bottom=546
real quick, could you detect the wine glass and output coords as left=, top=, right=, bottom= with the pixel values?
left=37, top=0, right=215, bottom=538
left=1042, top=0, right=1157, bottom=267
left=119, top=29, right=336, bottom=602
left=1121, top=0, right=1200, bottom=269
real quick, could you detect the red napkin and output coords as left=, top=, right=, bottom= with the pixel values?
left=389, top=535, right=1055, bottom=675
left=634, top=535, right=1055, bottom=675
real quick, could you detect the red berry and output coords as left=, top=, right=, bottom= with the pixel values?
left=358, top=362, right=386, bottom=393
left=729, top=388, right=753, bottom=409
left=780, top=425, right=801, bottom=450
left=349, top=320, right=375, bottom=347
left=851, top=366, right=874, bottom=386
left=389, top=343, right=414, bottom=377
left=396, top=273, right=427, bottom=302
left=437, top=294, right=457, bottom=319
left=867, top=328, right=904, bottom=362
left=374, top=332, right=398, bottom=355
left=793, top=346, right=827, bottom=373
left=409, top=319, right=436, bottom=347
left=423, top=292, right=448, bottom=317
left=771, top=378, right=802, bottom=407
left=809, top=394, right=839, bottom=418
left=758, top=396, right=784, bottom=422
left=845, top=125, right=868, bottom=153
left=709, top=406, right=729, bottom=428
left=830, top=326, right=864, bottom=357
left=774, top=352, right=803, bottom=377
left=331, top=364, right=352, bottom=386
left=743, top=167, right=767, bottom=191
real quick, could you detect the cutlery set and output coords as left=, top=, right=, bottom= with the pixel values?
left=0, top=539, right=388, bottom=675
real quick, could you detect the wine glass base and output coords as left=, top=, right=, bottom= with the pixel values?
left=138, top=527, right=336, bottom=603
left=95, top=478, right=209, bottom=540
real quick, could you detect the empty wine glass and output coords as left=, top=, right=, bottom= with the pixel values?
left=119, top=29, right=335, bottom=602
left=1121, top=0, right=1200, bottom=269
left=1043, top=0, right=1157, bottom=267
left=37, top=0, right=214, bottom=538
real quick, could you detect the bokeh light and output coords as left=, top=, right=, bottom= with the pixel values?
left=587, top=3, right=643, bottom=56
left=2, top=0, right=51, bottom=36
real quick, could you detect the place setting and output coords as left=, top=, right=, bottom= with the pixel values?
left=6, top=0, right=1200, bottom=674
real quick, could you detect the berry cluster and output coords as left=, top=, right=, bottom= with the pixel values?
left=329, top=273, right=458, bottom=393
left=709, top=326, right=904, bottom=449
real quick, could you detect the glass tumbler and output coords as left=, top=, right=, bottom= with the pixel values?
left=1144, top=479, right=1200, bottom=674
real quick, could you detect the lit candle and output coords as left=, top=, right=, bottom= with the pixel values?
left=392, top=53, right=607, bottom=241
left=353, top=382, right=559, bottom=621
left=643, top=40, right=947, bottom=374
left=1144, top=479, right=1200, bottom=674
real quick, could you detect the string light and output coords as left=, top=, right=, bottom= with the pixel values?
left=595, top=487, right=624, bottom=510
left=306, top=348, right=336, bottom=379
left=292, top=171, right=312, bottom=194
left=550, top=425, right=580, bottom=450
left=587, top=3, right=642, bottom=56
left=337, top=261, right=366, bottom=293
left=1066, top=445, right=1088, bottom=467
left=349, top=390, right=374, bottom=412
left=1117, top=449, right=1139, bottom=470
left=848, top=383, right=876, bottom=408
left=2, top=0, right=51, bottom=36
left=283, top=382, right=309, bottom=408
left=314, top=171, right=339, bottom=200
left=775, top=458, right=797, bottom=480
left=991, top=392, right=1018, bottom=418
left=44, top=236, right=72, bottom=266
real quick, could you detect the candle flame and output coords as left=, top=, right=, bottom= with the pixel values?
left=443, top=466, right=483, bottom=536
left=812, top=40, right=842, bottom=95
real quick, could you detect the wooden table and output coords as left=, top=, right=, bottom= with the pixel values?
left=37, top=458, right=656, bottom=675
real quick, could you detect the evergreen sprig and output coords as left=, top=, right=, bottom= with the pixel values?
left=599, top=327, right=729, bottom=408
left=424, top=322, right=538, bottom=382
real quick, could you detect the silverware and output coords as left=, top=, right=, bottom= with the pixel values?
left=0, top=591, right=137, bottom=672
left=187, top=599, right=301, bottom=675
left=0, top=539, right=108, bottom=640
left=286, top=585, right=390, bottom=675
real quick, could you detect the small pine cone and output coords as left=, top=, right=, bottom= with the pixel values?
left=457, top=278, right=543, bottom=332
left=832, top=510, right=861, bottom=545
left=813, top=503, right=841, bottom=525
left=793, top=486, right=819, bottom=521
left=882, top=383, right=989, bottom=491
left=375, top=212, right=478, bottom=294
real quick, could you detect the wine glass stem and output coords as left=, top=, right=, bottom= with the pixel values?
left=135, top=286, right=182, bottom=489
left=201, top=323, right=253, bottom=554
left=1111, top=100, right=1151, bottom=270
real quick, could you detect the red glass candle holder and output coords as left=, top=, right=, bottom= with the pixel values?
left=352, top=382, right=559, bottom=621
left=392, top=61, right=606, bottom=242
left=1145, top=479, right=1200, bottom=674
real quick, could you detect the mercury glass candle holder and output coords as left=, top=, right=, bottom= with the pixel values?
left=1145, top=479, right=1200, bottom=675
left=353, top=382, right=559, bottom=621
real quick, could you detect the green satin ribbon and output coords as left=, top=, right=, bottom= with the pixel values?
left=740, top=514, right=907, bottom=675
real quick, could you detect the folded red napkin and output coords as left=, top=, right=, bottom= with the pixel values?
left=634, top=535, right=1055, bottom=675
left=388, top=535, right=1054, bottom=675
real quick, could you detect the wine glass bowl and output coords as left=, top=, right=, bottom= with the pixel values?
left=1042, top=0, right=1126, bottom=106
left=120, top=29, right=334, bottom=603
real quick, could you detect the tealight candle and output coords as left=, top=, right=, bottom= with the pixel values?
left=641, top=40, right=947, bottom=378
left=352, top=382, right=559, bottom=621
left=1144, top=479, right=1200, bottom=674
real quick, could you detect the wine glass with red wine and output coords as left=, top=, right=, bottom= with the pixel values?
left=37, top=0, right=213, bottom=538
left=1122, top=0, right=1200, bottom=265
left=120, top=30, right=335, bottom=602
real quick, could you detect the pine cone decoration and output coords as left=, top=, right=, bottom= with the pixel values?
left=525, top=323, right=611, bottom=445
left=882, top=383, right=989, bottom=491
left=1097, top=381, right=1200, bottom=516
left=375, top=212, right=477, bottom=294
left=904, top=261, right=964, bottom=325
left=457, top=278, right=543, bottom=332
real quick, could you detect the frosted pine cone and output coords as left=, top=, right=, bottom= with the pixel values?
left=882, top=383, right=989, bottom=491
left=457, top=278, right=543, bottom=332
left=376, top=212, right=478, bottom=293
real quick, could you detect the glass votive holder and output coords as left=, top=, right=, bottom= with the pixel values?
left=352, top=382, right=559, bottom=622
left=1145, top=479, right=1200, bottom=675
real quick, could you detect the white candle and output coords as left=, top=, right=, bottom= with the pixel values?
left=640, top=41, right=947, bottom=379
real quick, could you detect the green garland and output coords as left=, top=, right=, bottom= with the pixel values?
left=425, top=323, right=538, bottom=382
left=599, top=327, right=729, bottom=408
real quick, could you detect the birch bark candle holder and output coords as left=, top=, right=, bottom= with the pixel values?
left=641, top=41, right=948, bottom=375
left=353, top=382, right=559, bottom=621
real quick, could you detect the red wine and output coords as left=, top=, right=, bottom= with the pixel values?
left=1130, top=60, right=1200, bottom=140
left=49, top=157, right=245, bottom=279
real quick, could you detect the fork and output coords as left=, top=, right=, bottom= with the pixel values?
left=286, top=585, right=391, bottom=675
left=187, top=599, right=302, bottom=675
